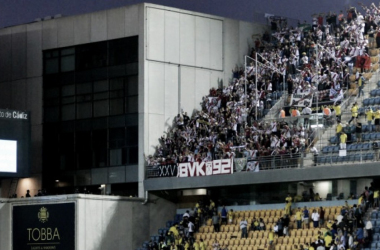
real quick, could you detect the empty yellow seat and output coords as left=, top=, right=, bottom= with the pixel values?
left=282, top=237, right=289, bottom=244
left=288, top=237, right=294, bottom=245
left=299, top=237, right=305, bottom=244
left=293, top=237, right=300, bottom=244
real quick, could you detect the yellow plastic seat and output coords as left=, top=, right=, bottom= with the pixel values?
left=251, top=238, right=261, bottom=246
left=277, top=237, right=283, bottom=245
left=283, top=237, right=289, bottom=244
left=263, top=231, right=269, bottom=238
left=288, top=237, right=294, bottom=245
left=299, top=237, right=305, bottom=244
left=207, top=219, right=212, bottom=226
left=258, top=231, right=264, bottom=238
left=245, top=238, right=251, bottom=245
left=239, top=239, right=245, bottom=246
left=249, top=211, right=255, bottom=218
left=275, top=210, right=282, bottom=217
left=265, top=210, right=271, bottom=217
left=293, top=237, right=300, bottom=244
left=248, top=231, right=254, bottom=238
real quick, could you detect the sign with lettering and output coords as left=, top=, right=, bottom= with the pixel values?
left=13, top=203, right=75, bottom=250
left=177, top=159, right=233, bottom=177
left=147, top=164, right=178, bottom=178
left=0, top=109, right=29, bottom=120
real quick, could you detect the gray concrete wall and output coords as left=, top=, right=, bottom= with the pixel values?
left=0, top=194, right=176, bottom=250
left=0, top=2, right=270, bottom=198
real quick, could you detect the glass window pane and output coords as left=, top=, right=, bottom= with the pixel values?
left=45, top=58, right=59, bottom=74
left=44, top=87, right=60, bottom=99
left=61, top=96, right=75, bottom=104
left=45, top=106, right=60, bottom=122
left=110, top=78, right=124, bottom=90
left=126, top=126, right=138, bottom=146
left=44, top=98, right=60, bottom=106
left=77, top=151, right=92, bottom=169
left=76, top=82, right=92, bottom=94
left=110, top=90, right=124, bottom=98
left=62, top=85, right=75, bottom=96
left=126, top=96, right=138, bottom=113
left=44, top=52, right=52, bottom=58
left=76, top=42, right=107, bottom=70
left=128, top=147, right=138, bottom=164
left=126, top=76, right=138, bottom=96
left=94, top=100, right=109, bottom=117
left=77, top=94, right=92, bottom=102
left=93, top=130, right=107, bottom=147
left=126, top=62, right=138, bottom=75
left=76, top=131, right=91, bottom=148
left=60, top=133, right=74, bottom=149
left=125, top=114, right=138, bottom=126
left=62, top=104, right=75, bottom=121
left=109, top=127, right=125, bottom=141
left=94, top=148, right=107, bottom=168
left=77, top=102, right=92, bottom=119
left=61, top=47, right=75, bottom=56
left=110, top=149, right=122, bottom=166
left=94, top=92, right=108, bottom=100
left=60, top=153, right=75, bottom=170
left=93, top=80, right=109, bottom=92
left=61, top=55, right=75, bottom=72
left=110, top=98, right=124, bottom=115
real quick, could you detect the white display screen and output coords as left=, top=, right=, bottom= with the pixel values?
left=0, top=139, right=17, bottom=172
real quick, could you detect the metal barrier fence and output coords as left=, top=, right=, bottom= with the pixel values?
left=145, top=148, right=379, bottom=178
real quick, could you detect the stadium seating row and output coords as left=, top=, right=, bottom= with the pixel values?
left=329, top=134, right=380, bottom=145
left=198, top=228, right=321, bottom=238
left=194, top=236, right=318, bottom=247
left=317, top=153, right=374, bottom=164
left=370, top=89, right=380, bottom=97
left=322, top=143, right=373, bottom=153
left=363, top=97, right=380, bottom=106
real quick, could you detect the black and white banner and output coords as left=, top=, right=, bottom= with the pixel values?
left=289, top=91, right=314, bottom=107
left=247, top=160, right=260, bottom=172
left=147, top=164, right=178, bottom=178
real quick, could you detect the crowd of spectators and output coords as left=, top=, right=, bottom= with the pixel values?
left=146, top=3, right=380, bottom=171
left=150, top=182, right=379, bottom=250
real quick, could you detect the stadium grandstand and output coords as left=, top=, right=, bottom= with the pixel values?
left=0, top=1, right=378, bottom=250
left=141, top=2, right=380, bottom=250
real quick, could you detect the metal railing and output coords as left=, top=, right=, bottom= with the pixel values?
left=145, top=149, right=380, bottom=178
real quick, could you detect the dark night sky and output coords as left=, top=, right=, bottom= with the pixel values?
left=0, top=0, right=376, bottom=28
